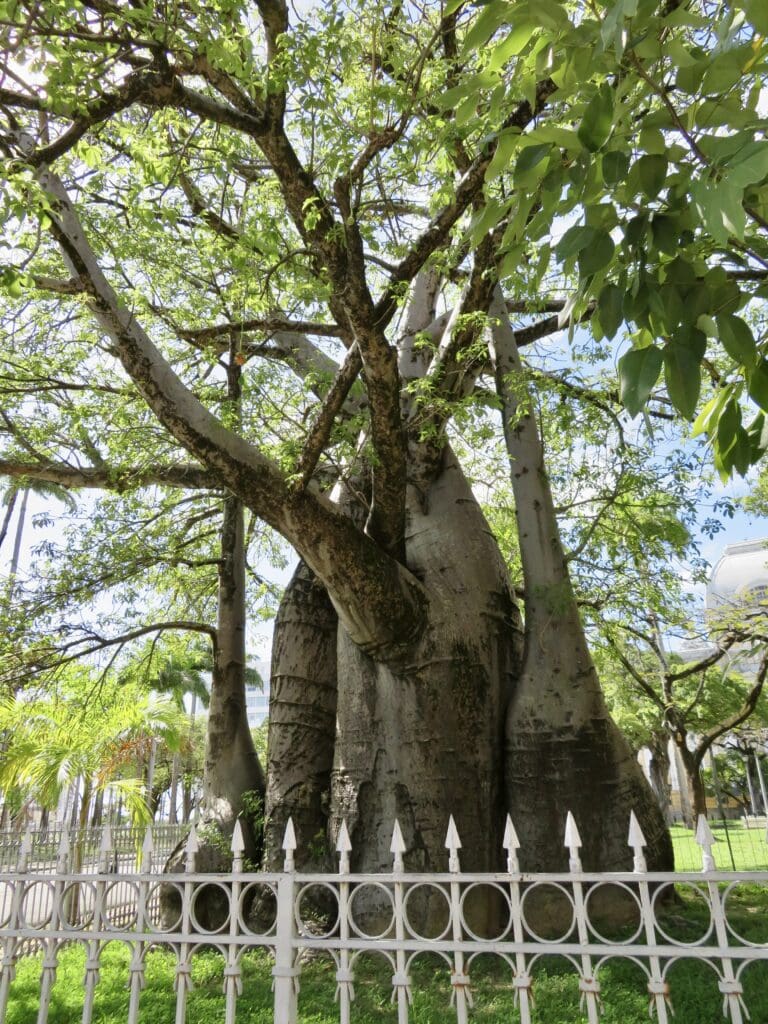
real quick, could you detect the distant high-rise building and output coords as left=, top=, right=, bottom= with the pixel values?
left=245, top=657, right=270, bottom=728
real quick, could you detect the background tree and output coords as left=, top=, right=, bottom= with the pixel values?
left=0, top=663, right=184, bottom=834
left=602, top=631, right=768, bottom=825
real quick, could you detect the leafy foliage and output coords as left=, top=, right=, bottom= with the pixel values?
left=0, top=664, right=184, bottom=824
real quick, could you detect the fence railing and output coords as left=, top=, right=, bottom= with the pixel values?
left=0, top=813, right=766, bottom=1024
left=0, top=824, right=188, bottom=873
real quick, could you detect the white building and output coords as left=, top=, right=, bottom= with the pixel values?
left=245, top=657, right=271, bottom=728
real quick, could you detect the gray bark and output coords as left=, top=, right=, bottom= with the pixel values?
left=163, top=493, right=265, bottom=929
left=330, top=449, right=521, bottom=887
left=263, top=559, right=338, bottom=870
left=647, top=732, right=673, bottom=823
left=489, top=292, right=673, bottom=872
left=199, top=494, right=265, bottom=854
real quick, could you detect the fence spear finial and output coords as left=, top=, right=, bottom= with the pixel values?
left=282, top=817, right=297, bottom=872
left=564, top=812, right=582, bottom=872
left=231, top=819, right=245, bottom=869
left=336, top=819, right=352, bottom=873
left=503, top=814, right=521, bottom=873
left=445, top=815, right=462, bottom=873
left=695, top=814, right=717, bottom=872
left=628, top=811, right=647, bottom=873
left=390, top=819, right=406, bottom=873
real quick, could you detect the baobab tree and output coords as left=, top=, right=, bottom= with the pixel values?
left=2, top=0, right=766, bottom=879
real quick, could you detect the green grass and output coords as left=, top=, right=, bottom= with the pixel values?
left=670, top=820, right=768, bottom=871
left=5, top=888, right=768, bottom=1024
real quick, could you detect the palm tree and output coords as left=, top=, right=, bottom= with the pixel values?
left=0, top=664, right=184, bottom=846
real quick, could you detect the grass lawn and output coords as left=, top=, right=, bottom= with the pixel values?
left=670, top=820, right=768, bottom=871
left=5, top=885, right=768, bottom=1024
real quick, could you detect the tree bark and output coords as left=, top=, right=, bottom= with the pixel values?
left=263, top=558, right=338, bottom=871
left=330, top=448, right=521, bottom=890
left=675, top=741, right=707, bottom=826
left=199, top=494, right=265, bottom=857
left=647, top=732, right=673, bottom=823
left=489, top=292, right=673, bottom=872
left=163, top=492, right=265, bottom=928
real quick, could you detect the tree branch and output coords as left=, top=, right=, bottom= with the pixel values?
left=666, top=634, right=741, bottom=683
left=607, top=639, right=666, bottom=711
left=0, top=457, right=219, bottom=491
left=293, top=343, right=363, bottom=489
left=373, top=78, right=558, bottom=328
left=26, top=154, right=427, bottom=660
left=695, top=649, right=768, bottom=763
left=179, top=316, right=345, bottom=342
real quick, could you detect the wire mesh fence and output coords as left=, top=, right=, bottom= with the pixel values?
left=669, top=819, right=768, bottom=872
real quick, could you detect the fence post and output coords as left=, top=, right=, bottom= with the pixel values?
left=697, top=816, right=746, bottom=1024
left=174, top=826, right=198, bottom=1024
left=81, top=825, right=112, bottom=1024
left=390, top=820, right=411, bottom=1024
left=629, top=812, right=670, bottom=1023
left=565, top=813, right=601, bottom=1024
left=446, top=817, right=471, bottom=1024
left=224, top=821, right=244, bottom=1024
left=273, top=819, right=299, bottom=1024
left=37, top=831, right=70, bottom=1024
left=335, top=821, right=355, bottom=1024
left=0, top=827, right=32, bottom=1021
left=127, top=829, right=153, bottom=1024
left=505, top=816, right=533, bottom=1024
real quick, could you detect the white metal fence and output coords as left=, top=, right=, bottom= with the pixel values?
left=0, top=812, right=766, bottom=1024
left=0, top=824, right=188, bottom=873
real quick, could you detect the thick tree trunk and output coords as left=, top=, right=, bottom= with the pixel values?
left=330, top=449, right=520, bottom=890
left=489, top=293, right=673, bottom=872
left=647, top=732, right=673, bottom=823
left=163, top=493, right=265, bottom=928
left=263, top=558, right=338, bottom=870
left=199, top=494, right=265, bottom=858
left=676, top=743, right=707, bottom=826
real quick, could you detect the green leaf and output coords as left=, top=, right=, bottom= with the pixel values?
left=744, top=0, right=768, bottom=33
left=527, top=0, right=571, bottom=30
left=485, top=130, right=521, bottom=180
left=578, top=84, right=614, bottom=153
left=717, top=314, right=757, bottom=366
left=619, top=345, right=663, bottom=417
left=461, top=2, right=514, bottom=54
left=650, top=215, right=678, bottom=254
left=602, top=149, right=630, bottom=186
left=725, top=142, right=768, bottom=189
left=748, top=359, right=768, bottom=412
left=555, top=224, right=597, bottom=260
left=514, top=143, right=551, bottom=183
left=598, top=283, right=624, bottom=339
left=692, top=388, right=731, bottom=438
left=0, top=266, right=25, bottom=298
left=578, top=229, right=615, bottom=277
left=663, top=343, right=701, bottom=420
left=637, top=154, right=668, bottom=199
left=639, top=128, right=666, bottom=155
left=691, top=177, right=746, bottom=243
